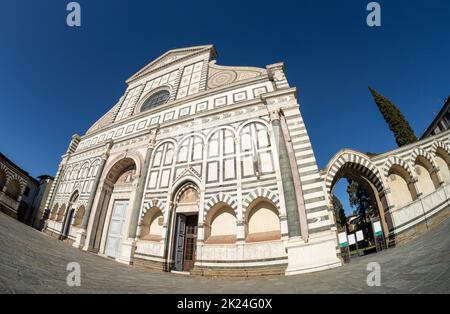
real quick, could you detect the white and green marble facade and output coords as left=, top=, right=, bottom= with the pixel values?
left=43, top=45, right=340, bottom=275
left=43, top=45, right=449, bottom=276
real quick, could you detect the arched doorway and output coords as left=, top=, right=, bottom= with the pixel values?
left=88, top=157, right=137, bottom=257
left=170, top=182, right=200, bottom=272
left=60, top=191, right=79, bottom=240
left=325, top=151, right=391, bottom=256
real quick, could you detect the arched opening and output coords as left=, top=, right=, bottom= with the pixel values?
left=140, top=207, right=164, bottom=241
left=89, top=157, right=137, bottom=258
left=60, top=191, right=79, bottom=240
left=73, top=205, right=85, bottom=227
left=56, top=204, right=66, bottom=222
left=0, top=169, right=6, bottom=190
left=414, top=157, right=439, bottom=196
left=170, top=182, right=200, bottom=272
left=6, top=179, right=21, bottom=199
left=245, top=199, right=281, bottom=243
left=204, top=203, right=237, bottom=244
left=326, top=152, right=390, bottom=257
left=50, top=203, right=59, bottom=220
left=435, top=148, right=450, bottom=184
left=387, top=165, right=417, bottom=209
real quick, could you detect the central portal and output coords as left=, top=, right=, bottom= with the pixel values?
left=171, top=184, right=199, bottom=272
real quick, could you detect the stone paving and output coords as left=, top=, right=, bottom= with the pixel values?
left=0, top=212, right=449, bottom=294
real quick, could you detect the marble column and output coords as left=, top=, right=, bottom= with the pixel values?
left=41, top=162, right=65, bottom=223
left=279, top=110, right=309, bottom=242
left=128, top=128, right=158, bottom=239
left=73, top=140, right=112, bottom=248
left=270, top=110, right=302, bottom=238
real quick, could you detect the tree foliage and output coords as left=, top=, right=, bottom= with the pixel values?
left=369, top=87, right=417, bottom=147
left=346, top=179, right=377, bottom=241
left=331, top=195, right=347, bottom=230
left=347, top=180, right=376, bottom=219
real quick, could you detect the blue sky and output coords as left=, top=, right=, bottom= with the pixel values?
left=1, top=0, right=449, bottom=215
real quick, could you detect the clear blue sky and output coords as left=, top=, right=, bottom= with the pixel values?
left=1, top=0, right=449, bottom=214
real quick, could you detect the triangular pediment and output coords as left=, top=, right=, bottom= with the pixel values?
left=126, top=45, right=217, bottom=84
left=173, top=166, right=202, bottom=184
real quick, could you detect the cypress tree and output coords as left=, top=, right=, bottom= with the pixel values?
left=369, top=87, right=417, bottom=147
left=331, top=195, right=347, bottom=231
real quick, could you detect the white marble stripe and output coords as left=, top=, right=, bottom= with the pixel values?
left=292, top=142, right=312, bottom=150
left=290, top=134, right=311, bottom=143
left=289, top=130, right=308, bottom=138
left=305, top=200, right=329, bottom=210
left=296, top=156, right=317, bottom=165
left=301, top=181, right=324, bottom=190
left=303, top=191, right=326, bottom=200
left=300, top=173, right=321, bottom=182
left=307, top=210, right=330, bottom=219
left=307, top=220, right=332, bottom=229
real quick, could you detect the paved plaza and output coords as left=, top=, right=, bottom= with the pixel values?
left=0, top=212, right=449, bottom=294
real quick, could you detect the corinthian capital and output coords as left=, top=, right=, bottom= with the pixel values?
left=148, top=126, right=159, bottom=149
left=269, top=110, right=281, bottom=122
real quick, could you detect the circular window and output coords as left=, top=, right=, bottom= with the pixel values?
left=140, top=90, right=170, bottom=112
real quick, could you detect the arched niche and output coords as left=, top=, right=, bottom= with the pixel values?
left=140, top=207, right=164, bottom=241
left=73, top=205, right=85, bottom=227
left=245, top=199, right=281, bottom=243
left=414, top=156, right=439, bottom=196
left=434, top=148, right=450, bottom=184
left=56, top=204, right=66, bottom=222
left=386, top=165, right=418, bottom=209
left=204, top=203, right=237, bottom=244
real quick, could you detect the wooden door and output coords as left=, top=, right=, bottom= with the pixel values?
left=174, top=214, right=187, bottom=271
left=183, top=215, right=198, bottom=271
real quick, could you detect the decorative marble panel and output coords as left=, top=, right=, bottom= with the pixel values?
left=196, top=101, right=208, bottom=113
left=214, top=96, right=227, bottom=108
left=233, top=91, right=247, bottom=103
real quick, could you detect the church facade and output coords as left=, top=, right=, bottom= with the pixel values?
left=43, top=45, right=450, bottom=276
left=43, top=45, right=341, bottom=276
